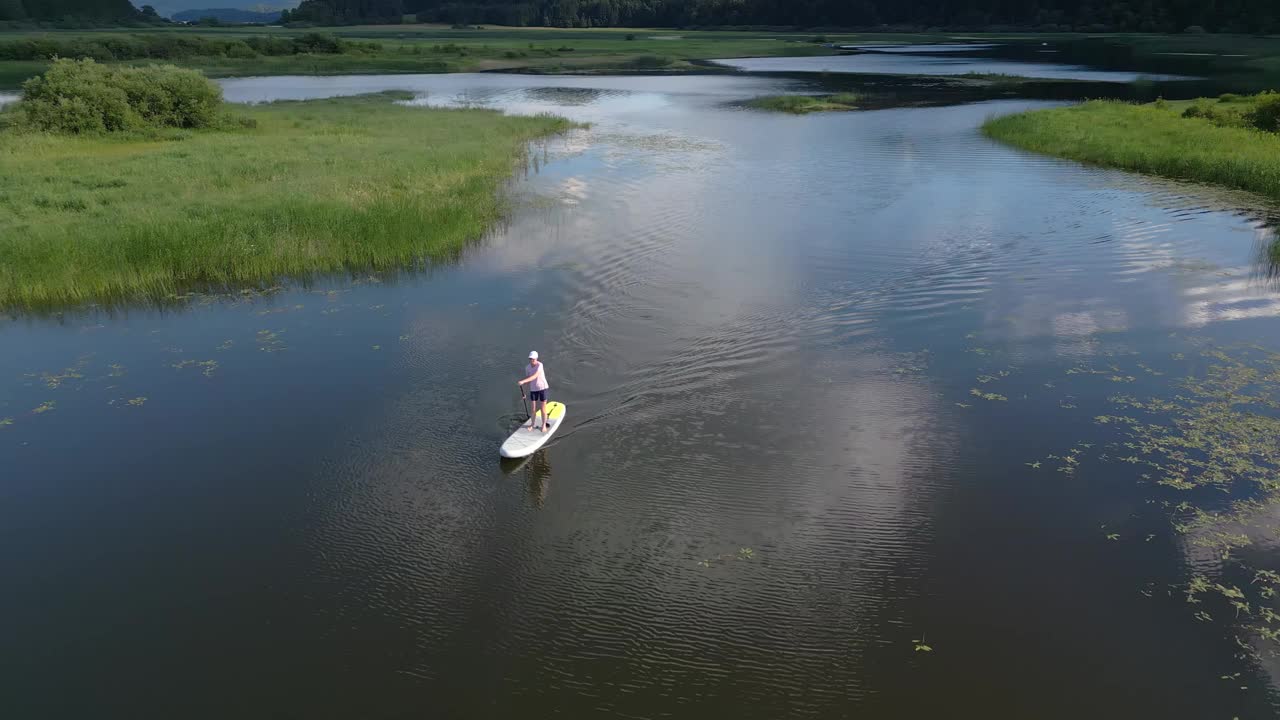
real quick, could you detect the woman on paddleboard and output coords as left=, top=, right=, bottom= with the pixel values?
left=518, top=351, right=551, bottom=433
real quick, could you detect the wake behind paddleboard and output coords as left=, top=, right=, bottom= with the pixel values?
left=500, top=401, right=566, bottom=458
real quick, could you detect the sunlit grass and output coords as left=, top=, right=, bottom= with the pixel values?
left=0, top=92, right=575, bottom=308
left=746, top=93, right=859, bottom=114
left=983, top=98, right=1280, bottom=201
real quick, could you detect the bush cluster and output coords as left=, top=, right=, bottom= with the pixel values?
left=0, top=32, right=357, bottom=62
left=1180, top=91, right=1280, bottom=134
left=1250, top=92, right=1280, bottom=133
left=19, top=58, right=223, bottom=134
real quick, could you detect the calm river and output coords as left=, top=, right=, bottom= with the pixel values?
left=4, top=65, right=1280, bottom=718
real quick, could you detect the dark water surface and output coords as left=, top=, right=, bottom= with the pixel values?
left=5, top=72, right=1280, bottom=718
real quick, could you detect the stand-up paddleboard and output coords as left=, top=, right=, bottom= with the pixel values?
left=500, top=402, right=566, bottom=458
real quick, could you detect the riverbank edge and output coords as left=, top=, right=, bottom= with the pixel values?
left=0, top=92, right=579, bottom=309
left=981, top=99, right=1280, bottom=204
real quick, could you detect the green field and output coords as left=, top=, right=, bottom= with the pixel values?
left=0, top=92, right=574, bottom=308
left=983, top=94, right=1280, bottom=202
left=0, top=25, right=847, bottom=87
left=2, top=26, right=1277, bottom=91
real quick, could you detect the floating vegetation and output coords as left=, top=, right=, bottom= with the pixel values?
left=0, top=417, right=12, bottom=427
left=891, top=350, right=930, bottom=376
left=1043, top=343, right=1280, bottom=658
left=969, top=388, right=1008, bottom=402
left=974, top=368, right=1015, bottom=385
left=128, top=397, right=147, bottom=406
left=40, top=369, right=82, bottom=389
left=31, top=401, right=55, bottom=414
left=216, top=340, right=234, bottom=351
left=255, top=304, right=305, bottom=316
left=371, top=345, right=382, bottom=351
left=256, top=329, right=287, bottom=352
left=107, top=363, right=126, bottom=377
left=173, top=359, right=219, bottom=377
left=37, top=356, right=92, bottom=389
left=913, top=633, right=933, bottom=653
left=698, top=547, right=757, bottom=568
left=1066, top=365, right=1112, bottom=376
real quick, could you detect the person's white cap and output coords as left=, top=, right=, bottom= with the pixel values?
left=528, top=350, right=539, bottom=359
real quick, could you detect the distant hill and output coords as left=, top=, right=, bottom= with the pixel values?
left=172, top=7, right=281, bottom=22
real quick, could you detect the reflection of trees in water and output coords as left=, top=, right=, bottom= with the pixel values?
left=523, top=87, right=608, bottom=107
left=1258, top=218, right=1280, bottom=285
left=524, top=451, right=552, bottom=507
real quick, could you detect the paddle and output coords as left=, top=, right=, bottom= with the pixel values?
left=518, top=384, right=531, bottom=424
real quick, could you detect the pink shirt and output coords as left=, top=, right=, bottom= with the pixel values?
left=526, top=362, right=549, bottom=392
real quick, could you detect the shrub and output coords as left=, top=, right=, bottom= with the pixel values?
left=1248, top=92, right=1280, bottom=133
left=112, top=64, right=222, bottom=128
left=21, top=58, right=138, bottom=132
left=628, top=54, right=674, bottom=69
left=224, top=41, right=257, bottom=59
left=245, top=36, right=296, bottom=56
left=294, top=32, right=346, bottom=54
left=1218, top=92, right=1242, bottom=103
left=19, top=58, right=223, bottom=134
left=625, top=33, right=635, bottom=40
left=1181, top=101, right=1249, bottom=129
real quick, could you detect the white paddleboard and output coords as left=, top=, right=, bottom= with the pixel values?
left=500, top=401, right=566, bottom=458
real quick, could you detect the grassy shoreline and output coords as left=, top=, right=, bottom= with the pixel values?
left=2, top=27, right=1277, bottom=91
left=0, top=26, right=842, bottom=88
left=983, top=96, right=1280, bottom=202
left=747, top=93, right=859, bottom=113
left=0, top=92, right=575, bottom=308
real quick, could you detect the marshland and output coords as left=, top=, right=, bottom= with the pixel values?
left=4, top=19, right=1280, bottom=720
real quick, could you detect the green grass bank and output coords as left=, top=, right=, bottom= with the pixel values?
left=747, top=93, right=859, bottom=114
left=0, top=92, right=575, bottom=308
left=982, top=94, right=1280, bottom=202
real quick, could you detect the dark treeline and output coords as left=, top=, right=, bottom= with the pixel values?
left=1, top=0, right=146, bottom=21
left=283, top=0, right=1279, bottom=33
left=0, top=31, right=360, bottom=61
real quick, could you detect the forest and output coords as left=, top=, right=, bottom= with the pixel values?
left=282, top=0, right=1280, bottom=33
left=0, top=0, right=154, bottom=22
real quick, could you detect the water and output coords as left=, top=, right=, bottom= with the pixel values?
left=715, top=52, right=1192, bottom=82
left=5, top=70, right=1280, bottom=718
